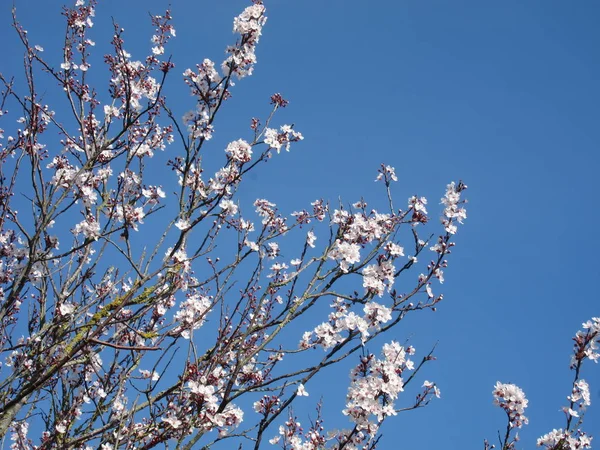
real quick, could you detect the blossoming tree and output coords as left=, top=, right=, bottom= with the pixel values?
left=0, top=1, right=597, bottom=449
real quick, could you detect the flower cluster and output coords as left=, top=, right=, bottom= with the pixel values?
left=182, top=59, right=220, bottom=140
left=492, top=382, right=529, bottom=428
left=172, top=293, right=212, bottom=339
left=440, top=181, right=467, bottom=234
left=254, top=199, right=288, bottom=234
left=9, top=421, right=30, bottom=450
left=271, top=413, right=328, bottom=449
left=300, top=298, right=392, bottom=348
left=253, top=395, right=281, bottom=416
left=108, top=56, right=160, bottom=112
left=343, top=342, right=416, bottom=429
left=225, top=138, right=253, bottom=163
left=328, top=240, right=361, bottom=273
left=223, top=3, right=267, bottom=79
left=328, top=207, right=396, bottom=275
left=537, top=429, right=592, bottom=449
left=73, top=214, right=101, bottom=240
left=46, top=156, right=110, bottom=206
left=149, top=10, right=176, bottom=60
left=263, top=125, right=304, bottom=153
left=529, top=317, right=599, bottom=448
left=362, top=259, right=395, bottom=297
left=571, top=317, right=600, bottom=368
left=375, top=164, right=398, bottom=183
left=158, top=375, right=244, bottom=436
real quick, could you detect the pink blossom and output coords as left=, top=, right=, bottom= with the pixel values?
left=492, top=382, right=528, bottom=428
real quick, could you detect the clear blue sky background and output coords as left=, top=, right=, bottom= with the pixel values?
left=2, top=0, right=599, bottom=448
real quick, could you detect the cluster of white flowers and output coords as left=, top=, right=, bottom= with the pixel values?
left=180, top=369, right=245, bottom=434
left=225, top=139, right=253, bottom=163
left=223, top=3, right=267, bottom=79
left=571, top=317, right=600, bottom=367
left=9, top=421, right=29, bottom=450
left=129, top=124, right=171, bottom=158
left=570, top=379, right=592, bottom=408
left=149, top=12, right=176, bottom=57
left=141, top=185, right=166, bottom=205
left=408, top=195, right=428, bottom=214
left=563, top=379, right=592, bottom=419
left=492, top=382, right=529, bottom=428
left=184, top=59, right=220, bottom=97
left=114, top=205, right=145, bottom=231
left=254, top=198, right=288, bottom=234
left=254, top=198, right=276, bottom=223
left=172, top=293, right=212, bottom=339
left=111, top=394, right=127, bottom=417
left=440, top=181, right=467, bottom=234
left=328, top=240, right=361, bottom=273
left=306, top=231, right=317, bottom=248
left=103, top=104, right=119, bottom=118
left=0, top=231, right=27, bottom=284
left=182, top=59, right=221, bottom=140
left=219, top=199, right=238, bottom=216
left=384, top=242, right=404, bottom=257
left=266, top=242, right=280, bottom=259
left=46, top=156, right=110, bottom=206
left=327, top=208, right=396, bottom=276
left=253, top=394, right=281, bottom=415
left=182, top=106, right=213, bottom=141
left=160, top=377, right=245, bottom=433
left=344, top=341, right=415, bottom=429
left=300, top=298, right=392, bottom=349
left=263, top=125, right=304, bottom=153
left=209, top=165, right=240, bottom=196
left=374, top=164, right=398, bottom=183
left=334, top=209, right=394, bottom=243
left=177, top=162, right=207, bottom=198
left=111, top=59, right=160, bottom=112
left=118, top=169, right=141, bottom=196
left=537, top=429, right=592, bottom=449
left=291, top=199, right=328, bottom=225
left=72, top=0, right=95, bottom=29
left=362, top=259, right=395, bottom=297
left=73, top=214, right=101, bottom=240
left=534, top=318, right=599, bottom=448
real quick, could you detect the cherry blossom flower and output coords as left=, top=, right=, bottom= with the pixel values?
left=263, top=125, right=303, bottom=153
left=222, top=3, right=266, bottom=79
left=423, top=380, right=441, bottom=398
left=492, top=382, right=529, bottom=428
left=306, top=230, right=316, bottom=248
left=225, top=139, right=253, bottom=163
left=375, top=164, right=398, bottom=183
left=114, top=205, right=145, bottom=231
left=220, top=199, right=239, bottom=216
left=328, top=240, right=361, bottom=272
left=73, top=215, right=101, bottom=240
left=571, top=317, right=600, bottom=367
left=175, top=218, right=190, bottom=230
left=362, top=260, right=395, bottom=297
left=297, top=384, right=309, bottom=396
left=162, top=413, right=182, bottom=429
left=344, top=341, right=415, bottom=427
left=537, top=428, right=593, bottom=449
left=173, top=293, right=212, bottom=339
left=142, top=185, right=166, bottom=204
left=440, top=181, right=467, bottom=234
left=569, top=379, right=591, bottom=408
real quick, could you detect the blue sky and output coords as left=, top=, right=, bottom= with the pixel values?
left=3, top=0, right=600, bottom=448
